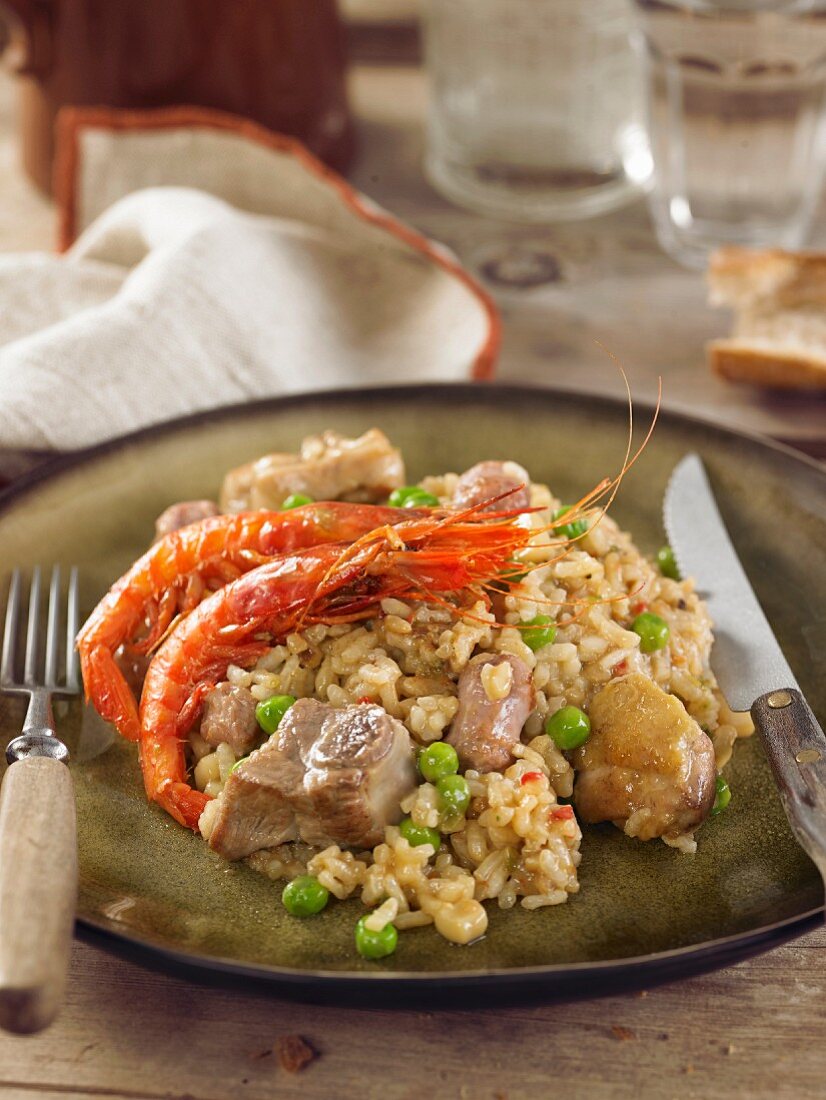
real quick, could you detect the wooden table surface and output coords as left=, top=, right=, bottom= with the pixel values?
left=0, top=56, right=824, bottom=1100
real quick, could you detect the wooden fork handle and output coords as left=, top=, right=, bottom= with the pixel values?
left=0, top=754, right=77, bottom=1034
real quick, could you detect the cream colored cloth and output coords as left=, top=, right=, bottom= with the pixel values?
left=0, top=125, right=493, bottom=454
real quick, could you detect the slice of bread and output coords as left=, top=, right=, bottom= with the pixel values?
left=707, top=247, right=826, bottom=390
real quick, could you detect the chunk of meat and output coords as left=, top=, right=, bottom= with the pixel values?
left=573, top=673, right=716, bottom=842
left=446, top=653, right=534, bottom=772
left=453, top=460, right=531, bottom=514
left=200, top=682, right=261, bottom=755
left=219, top=429, right=405, bottom=512
left=153, top=500, right=220, bottom=541
left=208, top=699, right=417, bottom=859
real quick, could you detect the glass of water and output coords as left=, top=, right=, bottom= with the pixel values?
left=634, top=0, right=826, bottom=268
left=422, top=0, right=652, bottom=222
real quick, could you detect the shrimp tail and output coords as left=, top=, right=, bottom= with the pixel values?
left=82, top=643, right=141, bottom=742
left=139, top=698, right=211, bottom=829
left=156, top=781, right=210, bottom=830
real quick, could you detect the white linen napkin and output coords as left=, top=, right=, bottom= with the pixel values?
left=0, top=112, right=496, bottom=458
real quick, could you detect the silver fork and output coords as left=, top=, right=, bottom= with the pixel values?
left=0, top=566, right=80, bottom=1035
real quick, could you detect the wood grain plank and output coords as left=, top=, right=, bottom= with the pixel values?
left=1, top=935, right=825, bottom=1100
left=0, top=1089, right=200, bottom=1100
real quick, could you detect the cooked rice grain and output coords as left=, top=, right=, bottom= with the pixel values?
left=193, top=467, right=740, bottom=945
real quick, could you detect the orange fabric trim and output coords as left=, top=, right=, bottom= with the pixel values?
left=53, top=104, right=500, bottom=381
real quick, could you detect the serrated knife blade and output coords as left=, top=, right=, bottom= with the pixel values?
left=663, top=453, right=798, bottom=710
left=665, top=453, right=826, bottom=886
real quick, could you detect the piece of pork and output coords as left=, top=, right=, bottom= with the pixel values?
left=453, top=460, right=531, bottom=514
left=208, top=698, right=417, bottom=860
left=446, top=653, right=534, bottom=772
left=573, top=673, right=716, bottom=842
left=219, top=429, right=405, bottom=512
left=153, top=500, right=220, bottom=541
left=200, top=683, right=261, bottom=756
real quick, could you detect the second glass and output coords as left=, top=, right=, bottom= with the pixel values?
left=422, top=0, right=652, bottom=222
left=635, top=0, right=826, bottom=269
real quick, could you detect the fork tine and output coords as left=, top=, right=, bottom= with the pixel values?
left=66, top=566, right=80, bottom=692
left=23, top=566, right=42, bottom=686
left=45, top=564, right=61, bottom=687
left=1, top=569, right=22, bottom=687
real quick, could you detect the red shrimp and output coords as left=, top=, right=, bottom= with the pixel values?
left=138, top=513, right=533, bottom=828
left=77, top=502, right=427, bottom=742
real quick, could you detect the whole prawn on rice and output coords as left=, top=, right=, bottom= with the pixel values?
left=77, top=501, right=432, bottom=742
left=79, top=395, right=657, bottom=835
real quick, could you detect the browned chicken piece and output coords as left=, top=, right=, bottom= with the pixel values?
left=219, top=428, right=405, bottom=512
left=453, top=460, right=531, bottom=514
left=200, top=683, right=261, bottom=756
left=573, top=673, right=717, bottom=842
left=153, top=499, right=220, bottom=541
left=446, top=653, right=535, bottom=772
left=208, top=698, right=417, bottom=860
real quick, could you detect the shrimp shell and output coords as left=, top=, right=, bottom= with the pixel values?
left=77, top=502, right=424, bottom=741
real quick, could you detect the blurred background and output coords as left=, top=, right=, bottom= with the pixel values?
left=0, top=0, right=823, bottom=454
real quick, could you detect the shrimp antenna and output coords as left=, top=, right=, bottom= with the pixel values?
left=546, top=363, right=661, bottom=540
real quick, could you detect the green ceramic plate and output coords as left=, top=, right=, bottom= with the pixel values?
left=1, top=384, right=823, bottom=1003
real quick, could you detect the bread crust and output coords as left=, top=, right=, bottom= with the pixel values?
left=707, top=247, right=826, bottom=388
left=708, top=339, right=826, bottom=391
left=708, top=247, right=826, bottom=310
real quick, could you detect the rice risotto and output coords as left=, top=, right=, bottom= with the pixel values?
left=193, top=462, right=753, bottom=949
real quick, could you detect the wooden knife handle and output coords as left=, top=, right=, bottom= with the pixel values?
left=752, top=688, right=826, bottom=887
left=0, top=755, right=77, bottom=1034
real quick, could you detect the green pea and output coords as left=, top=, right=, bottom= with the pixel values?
left=255, top=693, right=296, bottom=735
left=521, top=614, right=557, bottom=652
left=491, top=562, right=527, bottom=595
left=398, top=816, right=440, bottom=850
left=355, top=914, right=398, bottom=959
left=632, top=611, right=670, bottom=653
left=500, top=560, right=527, bottom=583
left=436, top=774, right=471, bottom=818
left=282, top=875, right=329, bottom=917
left=229, top=755, right=248, bottom=774
left=388, top=486, right=440, bottom=509
left=711, top=775, right=731, bottom=816
left=552, top=506, right=588, bottom=541
left=656, top=545, right=680, bottom=580
left=282, top=493, right=314, bottom=510
left=418, top=742, right=459, bottom=782
left=545, top=705, right=591, bottom=750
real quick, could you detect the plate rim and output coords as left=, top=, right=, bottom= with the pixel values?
left=1, top=382, right=824, bottom=519
left=75, top=904, right=824, bottom=994
left=3, top=381, right=824, bottom=997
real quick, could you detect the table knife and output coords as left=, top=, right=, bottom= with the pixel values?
left=664, top=453, right=826, bottom=886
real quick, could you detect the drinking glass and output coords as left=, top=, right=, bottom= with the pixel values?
left=634, top=0, right=826, bottom=269
left=422, top=0, right=652, bottom=222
